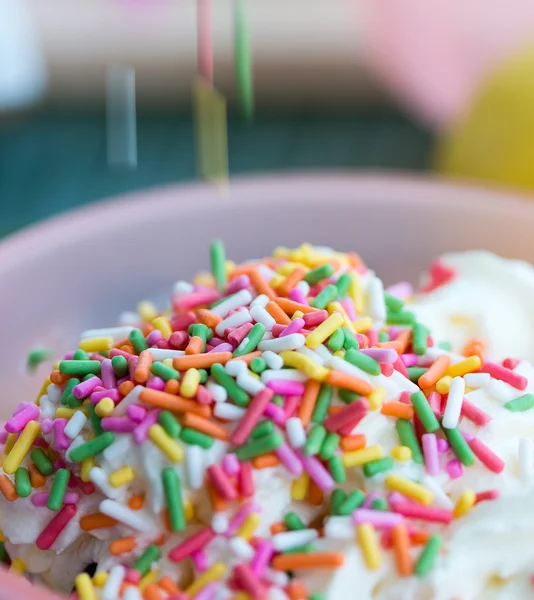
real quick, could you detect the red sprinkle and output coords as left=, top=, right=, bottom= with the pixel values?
left=36, top=504, right=77, bottom=550
left=391, top=501, right=453, bottom=524
left=480, top=362, right=528, bottom=391
left=168, top=527, right=215, bottom=562
left=468, top=438, right=505, bottom=473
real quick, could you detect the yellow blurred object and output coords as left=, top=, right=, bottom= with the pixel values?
left=437, top=44, right=534, bottom=190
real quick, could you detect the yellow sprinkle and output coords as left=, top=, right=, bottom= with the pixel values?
left=152, top=316, right=173, bottom=339
left=75, top=573, right=97, bottom=600
left=3, top=421, right=41, bottom=475
left=343, top=445, right=383, bottom=467
left=292, top=310, right=305, bottom=320
left=52, top=361, right=61, bottom=370
left=56, top=407, right=78, bottom=419
left=162, top=358, right=174, bottom=368
left=276, top=262, right=302, bottom=276
left=109, top=466, right=135, bottom=487
left=353, top=317, right=373, bottom=333
left=447, top=356, right=482, bottom=378
left=148, top=425, right=184, bottom=463
left=95, top=397, right=115, bottom=417
left=184, top=497, right=194, bottom=521
left=233, top=594, right=251, bottom=600
left=9, top=558, right=26, bottom=575
left=357, top=524, right=381, bottom=570
left=81, top=457, right=96, bottom=483
left=138, top=300, right=158, bottom=323
left=186, top=563, right=226, bottom=597
left=306, top=313, right=344, bottom=349
left=3, top=433, right=17, bottom=457
left=0, top=531, right=6, bottom=542
left=92, top=572, right=108, bottom=587
left=269, top=274, right=285, bottom=289
left=333, top=350, right=345, bottom=358
left=181, top=368, right=201, bottom=398
left=36, top=376, right=52, bottom=404
left=368, top=387, right=386, bottom=411
left=349, top=272, right=364, bottom=314
left=79, top=336, right=113, bottom=353
left=291, top=471, right=310, bottom=501
left=328, top=301, right=357, bottom=334
left=237, top=513, right=261, bottom=541
left=193, top=272, right=215, bottom=287
left=139, top=569, right=159, bottom=592
left=453, top=489, right=476, bottom=518
left=436, top=375, right=453, bottom=394
left=225, top=260, right=236, bottom=275
left=247, top=370, right=260, bottom=381
left=279, top=351, right=329, bottom=381
left=391, top=446, right=412, bottom=461
left=385, top=474, right=434, bottom=506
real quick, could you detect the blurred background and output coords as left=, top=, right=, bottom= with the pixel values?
left=3, top=0, right=534, bottom=238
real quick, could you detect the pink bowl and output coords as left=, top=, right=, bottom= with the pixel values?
left=1, top=172, right=534, bottom=598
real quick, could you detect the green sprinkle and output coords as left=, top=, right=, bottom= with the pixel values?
left=338, top=389, right=360, bottom=404
left=73, top=349, right=90, bottom=361
left=159, top=411, right=182, bottom=438
left=311, top=383, right=333, bottom=424
left=151, top=362, right=180, bottom=381
left=180, top=427, right=214, bottom=449
left=235, top=0, right=254, bottom=121
left=0, top=542, right=8, bottom=563
left=407, top=367, right=428, bottom=383
left=30, top=448, right=55, bottom=476
left=338, top=490, right=366, bottom=515
left=69, top=432, right=116, bottom=463
left=250, top=420, right=275, bottom=440
left=235, top=431, right=284, bottom=461
left=415, top=535, right=442, bottom=577
left=335, top=273, right=352, bottom=298
left=384, top=293, right=404, bottom=313
left=82, top=373, right=95, bottom=382
left=378, top=331, right=389, bottom=343
left=272, top=394, right=284, bottom=407
left=189, top=323, right=213, bottom=343
left=328, top=455, right=346, bottom=483
left=250, top=357, right=267, bottom=374
left=162, top=467, right=185, bottom=532
left=386, top=311, right=416, bottom=325
left=198, top=369, right=208, bottom=384
left=304, top=264, right=335, bottom=286
left=303, top=424, right=327, bottom=456
left=15, top=467, right=31, bottom=497
left=133, top=544, right=161, bottom=577
left=27, top=347, right=53, bottom=372
left=443, top=427, right=476, bottom=466
left=345, top=348, right=381, bottom=376
left=342, top=327, right=359, bottom=351
left=283, top=512, right=306, bottom=531
left=331, top=489, right=347, bottom=515
left=395, top=419, right=423, bottom=464
left=59, top=360, right=101, bottom=376
left=284, top=544, right=315, bottom=554
left=111, top=355, right=129, bottom=378
left=438, top=341, right=452, bottom=351
left=327, top=328, right=345, bottom=352
left=311, top=284, right=338, bottom=310
left=233, top=323, right=266, bottom=357
left=88, top=404, right=104, bottom=436
left=411, top=391, right=440, bottom=432
left=371, top=497, right=388, bottom=511
left=211, top=363, right=249, bottom=406
left=210, top=240, right=227, bottom=292
left=504, top=393, right=534, bottom=412
left=310, top=594, right=326, bottom=600
left=129, top=328, right=148, bottom=354
left=47, top=468, right=70, bottom=511
left=412, top=323, right=428, bottom=356
left=61, top=378, right=81, bottom=407
left=320, top=432, right=340, bottom=460
left=363, top=457, right=394, bottom=478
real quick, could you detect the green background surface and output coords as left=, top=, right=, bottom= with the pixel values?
left=0, top=109, right=432, bottom=238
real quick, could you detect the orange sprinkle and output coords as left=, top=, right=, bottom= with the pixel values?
left=265, top=301, right=291, bottom=325
left=164, top=379, right=180, bottom=395
left=308, top=479, right=324, bottom=506
left=158, top=577, right=180, bottom=596
left=272, top=552, right=344, bottom=570
left=392, top=523, right=412, bottom=576
left=378, top=329, right=412, bottom=354
left=410, top=530, right=430, bottom=545
left=462, top=338, right=485, bottom=360
left=278, top=267, right=306, bottom=297
left=119, top=582, right=133, bottom=596
left=141, top=323, right=155, bottom=336
left=79, top=513, right=118, bottom=531
left=128, top=495, right=144, bottom=510
left=154, top=533, right=168, bottom=546
left=418, top=355, right=450, bottom=389
left=339, top=434, right=367, bottom=452
left=0, top=475, right=17, bottom=502
left=113, top=338, right=130, bottom=349
left=298, top=380, right=320, bottom=427
left=325, top=370, right=373, bottom=396
left=270, top=522, right=287, bottom=535
left=50, top=370, right=69, bottom=385
left=28, top=464, right=46, bottom=488
left=196, top=309, right=222, bottom=330
left=381, top=401, right=414, bottom=420
left=110, top=536, right=136, bottom=556
left=134, top=349, right=153, bottom=384
left=140, top=389, right=211, bottom=418
left=249, top=268, right=277, bottom=301
left=252, top=453, right=280, bottom=469
left=286, top=580, right=308, bottom=600
left=235, top=351, right=263, bottom=365
left=327, top=406, right=344, bottom=416
left=207, top=481, right=227, bottom=512
left=348, top=252, right=364, bottom=267
left=119, top=344, right=135, bottom=354
left=182, top=412, right=229, bottom=441
left=185, top=336, right=203, bottom=355
left=229, top=261, right=264, bottom=278
left=173, top=352, right=233, bottom=371
left=276, top=297, right=318, bottom=315
left=118, top=380, right=135, bottom=397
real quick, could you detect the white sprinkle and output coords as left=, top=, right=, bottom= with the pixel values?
left=297, top=346, right=326, bottom=366
left=237, top=372, right=265, bottom=395
left=211, top=289, right=253, bottom=317
left=328, top=355, right=369, bottom=380
left=324, top=516, right=355, bottom=540
left=368, top=276, right=386, bottom=324
left=423, top=347, right=465, bottom=364
left=262, top=351, right=283, bottom=370
left=250, top=305, right=276, bottom=331
left=112, top=385, right=143, bottom=417
left=442, top=376, right=465, bottom=429
left=258, top=333, right=305, bottom=353
left=64, top=412, right=87, bottom=439
left=261, top=369, right=307, bottom=383
left=313, top=344, right=332, bottom=364
left=258, top=265, right=277, bottom=281
left=123, top=587, right=143, bottom=600
left=212, top=513, right=229, bottom=534
left=102, top=565, right=126, bottom=600
left=272, top=529, right=318, bottom=551
left=207, top=382, right=227, bottom=403
left=214, top=403, right=246, bottom=421
left=422, top=475, right=454, bottom=509
left=296, top=280, right=310, bottom=297
left=250, top=294, right=269, bottom=308
left=173, top=280, right=194, bottom=296
left=229, top=537, right=255, bottom=560
left=268, top=589, right=289, bottom=600
left=81, top=326, right=133, bottom=343
left=89, top=467, right=120, bottom=499
left=39, top=395, right=55, bottom=419
left=147, top=348, right=185, bottom=361
left=100, top=499, right=155, bottom=533
left=464, top=373, right=491, bottom=388
left=519, top=438, right=534, bottom=480
left=215, top=309, right=253, bottom=336
left=65, top=436, right=85, bottom=462
left=186, top=444, right=204, bottom=490
left=225, top=360, right=249, bottom=377
left=263, top=568, right=289, bottom=587
left=118, top=311, right=140, bottom=327
left=140, top=442, right=164, bottom=513
left=103, top=437, right=133, bottom=469
left=286, top=417, right=307, bottom=448
left=47, top=384, right=62, bottom=405
left=486, top=379, right=514, bottom=402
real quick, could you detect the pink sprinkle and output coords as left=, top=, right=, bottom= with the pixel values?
left=352, top=509, right=403, bottom=529
left=169, top=331, right=189, bottom=349
left=503, top=357, right=521, bottom=370
left=53, top=419, right=70, bottom=450
left=393, top=357, right=410, bottom=378
left=193, top=582, right=218, bottom=600
left=196, top=386, right=213, bottom=405
left=380, top=363, right=394, bottom=377
left=207, top=464, right=238, bottom=501
left=270, top=324, right=284, bottom=338
left=168, top=527, right=215, bottom=562
left=5, top=404, right=39, bottom=434
left=367, top=330, right=379, bottom=347
left=225, top=502, right=260, bottom=537
left=146, top=330, right=163, bottom=346
left=446, top=458, right=463, bottom=479
left=475, top=489, right=500, bottom=504
left=388, top=326, right=402, bottom=339
left=101, top=417, right=136, bottom=433
left=173, top=290, right=220, bottom=312
left=208, top=337, right=226, bottom=347
left=132, top=408, right=161, bottom=444
left=391, top=501, right=453, bottom=523
left=234, top=563, right=267, bottom=600
left=361, top=348, right=397, bottom=363
left=128, top=356, right=139, bottom=378
left=461, top=398, right=491, bottom=426
left=222, top=453, right=241, bottom=477
left=480, top=361, right=528, bottom=390
left=275, top=443, right=303, bottom=476
left=339, top=298, right=357, bottom=321
left=208, top=343, right=233, bottom=353
left=63, top=352, right=75, bottom=360
left=90, top=353, right=108, bottom=363
left=250, top=539, right=274, bottom=577
left=31, top=491, right=79, bottom=507
left=267, top=380, right=304, bottom=397
left=323, top=399, right=369, bottom=433
left=263, top=402, right=286, bottom=426
left=36, top=504, right=77, bottom=550
left=228, top=323, right=254, bottom=347
left=388, top=492, right=412, bottom=505
left=147, top=376, right=166, bottom=391
left=0, top=430, right=7, bottom=444
left=289, top=288, right=308, bottom=304
left=437, top=439, right=449, bottom=453
left=422, top=433, right=440, bottom=476
left=13, top=401, right=33, bottom=416
left=302, top=310, right=328, bottom=328
left=191, top=549, right=209, bottom=572
left=386, top=282, right=413, bottom=300
left=427, top=392, right=442, bottom=417
left=109, top=348, right=133, bottom=360
left=398, top=391, right=412, bottom=405
left=226, top=274, right=251, bottom=295
left=298, top=453, right=335, bottom=491
left=400, top=353, right=418, bottom=367
left=238, top=463, right=255, bottom=498
left=101, top=359, right=116, bottom=389
left=284, top=395, right=300, bottom=419
left=170, top=312, right=197, bottom=331
left=91, top=388, right=121, bottom=404
left=279, top=318, right=305, bottom=338
left=125, top=570, right=141, bottom=584
left=231, top=389, right=274, bottom=446
left=362, top=491, right=381, bottom=509
left=156, top=339, right=172, bottom=350
left=468, top=438, right=505, bottom=473
left=355, top=334, right=369, bottom=349
left=72, top=376, right=102, bottom=400
left=126, top=405, right=147, bottom=423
